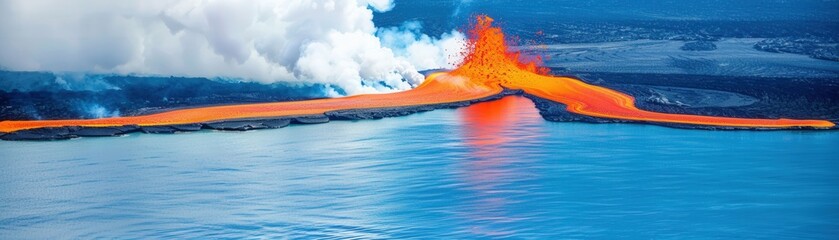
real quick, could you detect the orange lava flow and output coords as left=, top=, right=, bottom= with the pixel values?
left=0, top=73, right=502, bottom=132
left=0, top=15, right=834, bottom=133
left=451, top=15, right=835, bottom=129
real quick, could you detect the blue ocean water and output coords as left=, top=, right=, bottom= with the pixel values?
left=1, top=96, right=838, bottom=239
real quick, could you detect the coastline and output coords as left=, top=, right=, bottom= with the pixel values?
left=3, top=87, right=836, bottom=141
left=0, top=89, right=521, bottom=141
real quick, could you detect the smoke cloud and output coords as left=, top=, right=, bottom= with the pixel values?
left=0, top=0, right=465, bottom=95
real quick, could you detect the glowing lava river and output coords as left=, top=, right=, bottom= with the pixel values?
left=0, top=16, right=834, bottom=139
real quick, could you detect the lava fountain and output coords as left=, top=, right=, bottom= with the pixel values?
left=0, top=15, right=834, bottom=135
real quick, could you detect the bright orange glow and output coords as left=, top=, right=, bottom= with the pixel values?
left=457, top=97, right=543, bottom=238
left=460, top=96, right=543, bottom=147
left=0, top=73, right=502, bottom=132
left=451, top=15, right=835, bottom=129
left=0, top=15, right=834, bottom=133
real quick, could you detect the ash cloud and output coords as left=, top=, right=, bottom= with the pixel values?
left=0, top=0, right=465, bottom=96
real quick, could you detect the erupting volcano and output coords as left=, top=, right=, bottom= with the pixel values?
left=0, top=15, right=834, bottom=139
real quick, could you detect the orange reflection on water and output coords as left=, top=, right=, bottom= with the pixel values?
left=461, top=96, right=518, bottom=147
left=456, top=96, right=544, bottom=237
left=460, top=96, right=543, bottom=149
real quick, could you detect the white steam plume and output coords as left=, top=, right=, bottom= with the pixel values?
left=378, top=21, right=466, bottom=70
left=0, top=0, right=465, bottom=95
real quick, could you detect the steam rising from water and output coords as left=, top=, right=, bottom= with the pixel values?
left=0, top=0, right=465, bottom=95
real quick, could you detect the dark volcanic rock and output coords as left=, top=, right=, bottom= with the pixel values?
left=812, top=48, right=839, bottom=62
left=293, top=115, right=329, bottom=124
left=1, top=127, right=77, bottom=140
left=524, top=94, right=624, bottom=123
left=261, top=119, right=291, bottom=128
left=754, top=38, right=839, bottom=62
left=438, top=101, right=471, bottom=108
left=140, top=126, right=178, bottom=134
left=72, top=125, right=139, bottom=137
left=170, top=123, right=203, bottom=131
left=205, top=121, right=270, bottom=131
left=116, top=125, right=141, bottom=132
left=645, top=91, right=690, bottom=107
left=680, top=41, right=717, bottom=51
left=140, top=123, right=203, bottom=133
left=326, top=107, right=430, bottom=120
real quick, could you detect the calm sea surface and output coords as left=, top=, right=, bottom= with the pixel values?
left=1, top=96, right=838, bottom=239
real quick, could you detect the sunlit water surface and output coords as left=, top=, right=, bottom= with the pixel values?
left=1, top=96, right=838, bottom=239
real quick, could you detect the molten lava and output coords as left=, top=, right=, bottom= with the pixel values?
left=0, top=73, right=502, bottom=132
left=451, top=15, right=834, bottom=129
left=0, top=15, right=833, bottom=134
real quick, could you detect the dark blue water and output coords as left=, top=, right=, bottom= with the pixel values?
left=1, top=96, right=838, bottom=239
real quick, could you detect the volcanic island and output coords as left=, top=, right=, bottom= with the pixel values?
left=0, top=16, right=835, bottom=141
